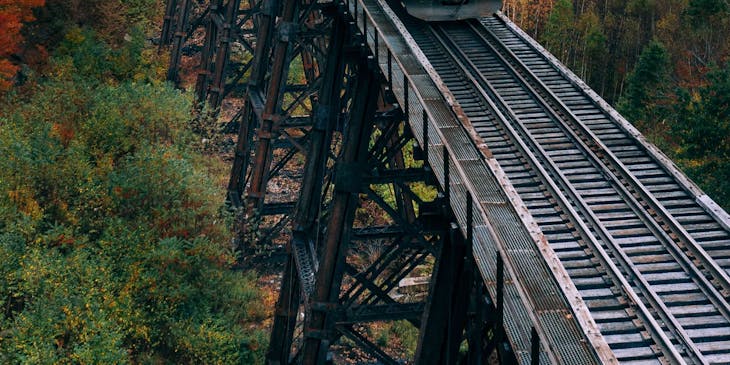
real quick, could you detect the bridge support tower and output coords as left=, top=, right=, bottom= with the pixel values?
left=159, top=0, right=525, bottom=363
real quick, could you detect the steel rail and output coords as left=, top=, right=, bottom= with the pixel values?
left=472, top=21, right=730, bottom=362
left=475, top=17, right=730, bottom=301
left=468, top=20, right=730, bottom=343
left=429, top=24, right=689, bottom=364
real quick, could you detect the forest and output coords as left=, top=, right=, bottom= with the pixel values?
left=0, top=0, right=728, bottom=363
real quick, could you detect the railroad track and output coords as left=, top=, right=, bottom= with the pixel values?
left=395, top=9, right=730, bottom=364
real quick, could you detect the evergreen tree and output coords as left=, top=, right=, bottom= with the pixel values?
left=686, top=0, right=729, bottom=27
left=618, top=40, right=671, bottom=130
left=672, top=62, right=730, bottom=208
left=541, top=0, right=576, bottom=64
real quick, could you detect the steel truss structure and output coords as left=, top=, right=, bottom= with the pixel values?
left=162, top=0, right=730, bottom=362
left=160, top=0, right=537, bottom=363
left=262, top=6, right=521, bottom=363
left=159, top=0, right=333, bottom=249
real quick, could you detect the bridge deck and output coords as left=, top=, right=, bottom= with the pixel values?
left=356, top=0, right=730, bottom=363
left=353, top=0, right=612, bottom=363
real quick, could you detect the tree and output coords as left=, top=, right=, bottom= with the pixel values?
left=576, top=6, right=608, bottom=93
left=684, top=0, right=730, bottom=67
left=686, top=0, right=729, bottom=26
left=502, top=0, right=554, bottom=38
left=0, top=0, right=45, bottom=90
left=503, top=0, right=730, bottom=210
left=0, top=22, right=268, bottom=363
left=617, top=40, right=672, bottom=132
left=671, top=63, right=730, bottom=209
left=541, top=0, right=577, bottom=65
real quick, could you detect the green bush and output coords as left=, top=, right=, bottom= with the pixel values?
left=53, top=26, right=166, bottom=84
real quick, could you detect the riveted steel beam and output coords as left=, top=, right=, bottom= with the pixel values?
left=300, top=53, right=380, bottom=365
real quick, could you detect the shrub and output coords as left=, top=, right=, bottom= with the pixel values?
left=0, top=70, right=266, bottom=364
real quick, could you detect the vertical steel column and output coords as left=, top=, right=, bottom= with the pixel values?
left=227, top=0, right=278, bottom=204
left=265, top=254, right=300, bottom=365
left=160, top=0, right=178, bottom=47
left=195, top=0, right=224, bottom=103
left=265, top=15, right=346, bottom=364
left=195, top=0, right=242, bottom=108
left=245, top=0, right=299, bottom=214
left=293, top=14, right=346, bottom=233
left=299, top=1, right=323, bottom=87
left=300, top=57, right=380, bottom=365
left=166, top=0, right=191, bottom=84
left=414, top=222, right=474, bottom=365
left=465, top=281, right=488, bottom=365
left=387, top=132, right=417, bottom=223
left=208, top=0, right=241, bottom=108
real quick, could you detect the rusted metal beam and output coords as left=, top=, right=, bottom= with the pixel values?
left=336, top=325, right=399, bottom=365
left=265, top=254, right=300, bottom=365
left=337, top=302, right=425, bottom=324
left=300, top=57, right=379, bottom=365
left=160, top=0, right=178, bottom=47
left=195, top=0, right=223, bottom=103
left=200, top=0, right=242, bottom=108
left=245, top=0, right=299, bottom=214
left=414, top=223, right=473, bottom=365
left=292, top=14, right=346, bottom=235
left=226, top=0, right=277, bottom=204
left=166, top=0, right=190, bottom=84
left=265, top=17, right=347, bottom=354
left=387, top=130, right=417, bottom=224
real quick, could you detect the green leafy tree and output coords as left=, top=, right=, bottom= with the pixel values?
left=686, top=0, right=729, bottom=27
left=672, top=62, right=730, bottom=208
left=541, top=0, right=576, bottom=64
left=576, top=6, right=608, bottom=93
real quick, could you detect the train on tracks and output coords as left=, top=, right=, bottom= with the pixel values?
left=403, top=0, right=501, bottom=21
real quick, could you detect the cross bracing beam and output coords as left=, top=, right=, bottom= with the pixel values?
left=159, top=0, right=331, bottom=254
left=157, top=0, right=537, bottom=362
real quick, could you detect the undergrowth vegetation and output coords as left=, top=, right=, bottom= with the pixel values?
left=0, top=3, right=268, bottom=363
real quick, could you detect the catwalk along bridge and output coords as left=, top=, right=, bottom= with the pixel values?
left=158, top=0, right=730, bottom=363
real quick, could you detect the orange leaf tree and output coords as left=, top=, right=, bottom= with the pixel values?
left=0, top=0, right=45, bottom=90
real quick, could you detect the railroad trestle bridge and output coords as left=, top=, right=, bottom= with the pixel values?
left=158, top=0, right=730, bottom=363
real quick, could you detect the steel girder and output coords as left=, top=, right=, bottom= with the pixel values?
left=160, top=0, right=333, bottom=250
left=266, top=6, right=475, bottom=363
left=159, top=0, right=527, bottom=363
left=228, top=0, right=332, bottom=251
left=261, top=4, right=525, bottom=361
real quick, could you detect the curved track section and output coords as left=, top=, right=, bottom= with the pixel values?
left=395, top=8, right=730, bottom=364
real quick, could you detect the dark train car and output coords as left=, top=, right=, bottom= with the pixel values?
left=402, top=0, right=502, bottom=21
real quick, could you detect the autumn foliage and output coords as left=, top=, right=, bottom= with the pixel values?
left=0, top=37, right=268, bottom=362
left=0, top=1, right=268, bottom=362
left=0, top=0, right=45, bottom=90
